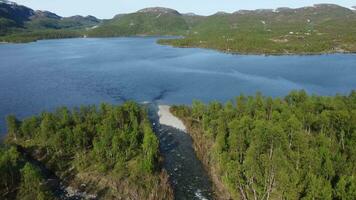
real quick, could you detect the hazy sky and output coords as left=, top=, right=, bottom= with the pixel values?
left=12, top=0, right=356, bottom=19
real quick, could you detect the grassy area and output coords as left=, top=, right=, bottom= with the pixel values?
left=159, top=5, right=356, bottom=54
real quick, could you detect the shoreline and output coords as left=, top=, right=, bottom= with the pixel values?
left=169, top=108, right=232, bottom=200
left=157, top=105, right=186, bottom=132
left=1, top=35, right=356, bottom=56
left=158, top=40, right=356, bottom=56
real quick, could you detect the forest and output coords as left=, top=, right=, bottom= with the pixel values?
left=0, top=29, right=82, bottom=43
left=171, top=90, right=356, bottom=200
left=0, top=102, right=172, bottom=200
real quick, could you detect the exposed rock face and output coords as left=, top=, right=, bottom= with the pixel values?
left=183, top=12, right=197, bottom=16
left=64, top=15, right=100, bottom=23
left=314, top=3, right=343, bottom=8
left=276, top=7, right=293, bottom=12
left=214, top=11, right=230, bottom=15
left=234, top=10, right=253, bottom=14
left=137, top=7, right=181, bottom=15
left=255, top=9, right=274, bottom=13
left=32, top=10, right=61, bottom=19
left=85, top=15, right=99, bottom=22
left=0, top=0, right=35, bottom=24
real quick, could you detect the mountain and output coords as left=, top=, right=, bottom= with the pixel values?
left=0, top=0, right=100, bottom=37
left=31, top=10, right=61, bottom=20
left=160, top=4, right=356, bottom=54
left=0, top=0, right=34, bottom=33
left=1, top=1, right=356, bottom=54
left=87, top=7, right=189, bottom=37
left=0, top=0, right=34, bottom=25
left=137, top=7, right=181, bottom=15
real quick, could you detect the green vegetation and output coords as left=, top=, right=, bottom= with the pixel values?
left=0, top=29, right=82, bottom=43
left=0, top=1, right=99, bottom=42
left=2, top=2, right=356, bottom=54
left=0, top=145, right=55, bottom=199
left=1, top=102, right=172, bottom=200
left=159, top=5, right=356, bottom=54
left=171, top=90, right=356, bottom=200
left=87, top=12, right=189, bottom=37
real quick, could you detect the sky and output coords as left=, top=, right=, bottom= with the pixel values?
left=12, top=0, right=356, bottom=19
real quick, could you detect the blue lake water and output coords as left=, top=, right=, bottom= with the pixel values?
left=0, top=37, right=356, bottom=135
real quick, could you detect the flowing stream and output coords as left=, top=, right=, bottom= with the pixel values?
left=147, top=103, right=213, bottom=200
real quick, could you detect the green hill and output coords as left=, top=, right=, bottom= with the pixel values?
left=1, top=2, right=356, bottom=54
left=87, top=7, right=189, bottom=37
left=159, top=4, right=356, bottom=54
left=0, top=1, right=100, bottom=42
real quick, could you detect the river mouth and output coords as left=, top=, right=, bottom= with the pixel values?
left=147, top=103, right=213, bottom=200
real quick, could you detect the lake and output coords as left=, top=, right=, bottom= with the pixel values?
left=0, top=37, right=356, bottom=135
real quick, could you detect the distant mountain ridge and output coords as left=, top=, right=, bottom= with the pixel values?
left=137, top=7, right=181, bottom=15
left=0, top=0, right=100, bottom=35
left=87, top=7, right=188, bottom=37
left=31, top=10, right=61, bottom=20
left=1, top=1, right=356, bottom=54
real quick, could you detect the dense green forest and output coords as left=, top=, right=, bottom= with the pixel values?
left=171, top=90, right=356, bottom=200
left=1, top=102, right=172, bottom=200
left=0, top=29, right=82, bottom=43
left=0, top=145, right=56, bottom=199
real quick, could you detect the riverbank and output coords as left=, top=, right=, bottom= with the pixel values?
left=169, top=106, right=233, bottom=200
left=151, top=104, right=214, bottom=199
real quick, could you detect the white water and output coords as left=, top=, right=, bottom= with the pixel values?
left=158, top=105, right=186, bottom=132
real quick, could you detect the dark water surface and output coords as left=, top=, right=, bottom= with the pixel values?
left=147, top=104, right=213, bottom=200
left=0, top=37, right=356, bottom=199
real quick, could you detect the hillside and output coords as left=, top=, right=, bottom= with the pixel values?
left=87, top=7, right=189, bottom=37
left=0, top=1, right=100, bottom=42
left=159, top=4, right=356, bottom=54
left=0, top=0, right=34, bottom=34
left=1, top=2, right=356, bottom=54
